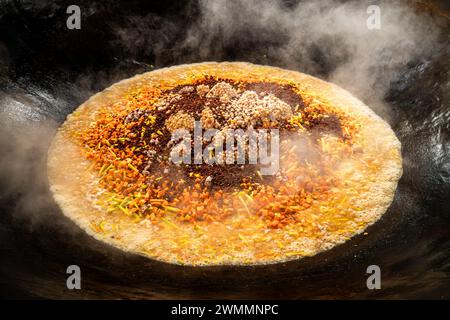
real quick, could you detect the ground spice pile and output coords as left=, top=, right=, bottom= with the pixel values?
left=80, top=76, right=359, bottom=228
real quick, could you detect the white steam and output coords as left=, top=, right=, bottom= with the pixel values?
left=180, top=0, right=439, bottom=116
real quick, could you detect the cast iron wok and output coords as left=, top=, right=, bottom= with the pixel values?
left=0, top=0, right=449, bottom=299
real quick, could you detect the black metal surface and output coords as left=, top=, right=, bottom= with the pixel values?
left=0, top=0, right=449, bottom=299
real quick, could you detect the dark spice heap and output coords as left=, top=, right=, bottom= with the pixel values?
left=81, top=76, right=359, bottom=227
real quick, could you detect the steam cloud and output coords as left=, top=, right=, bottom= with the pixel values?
left=183, top=0, right=439, bottom=116
left=114, top=0, right=440, bottom=116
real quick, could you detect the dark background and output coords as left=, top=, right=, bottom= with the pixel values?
left=0, top=0, right=449, bottom=299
